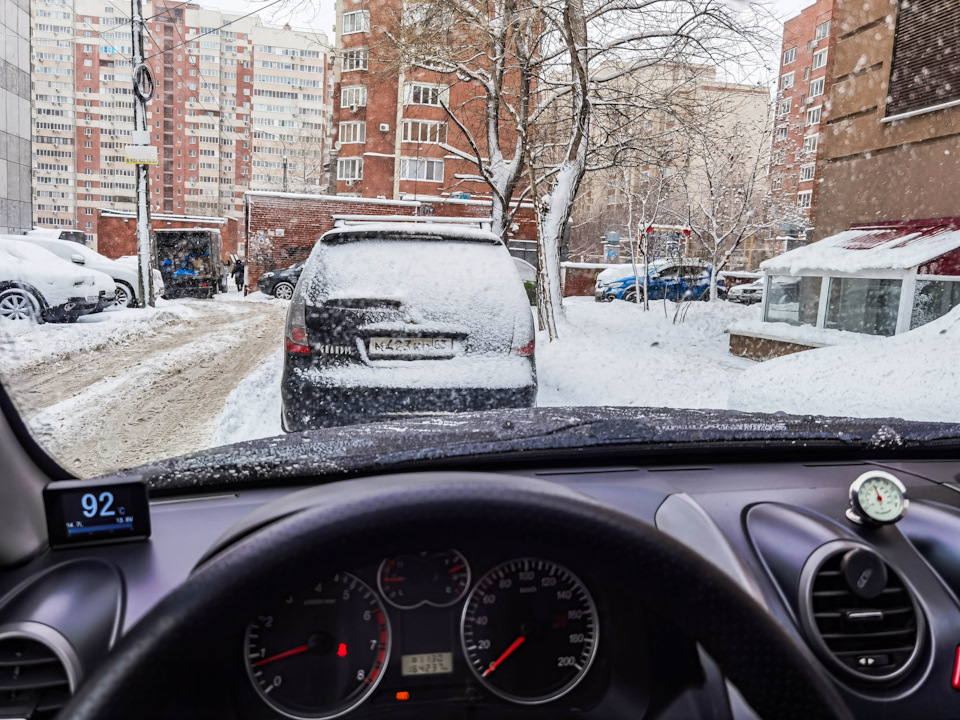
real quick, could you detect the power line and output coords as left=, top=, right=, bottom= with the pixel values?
left=143, top=0, right=286, bottom=62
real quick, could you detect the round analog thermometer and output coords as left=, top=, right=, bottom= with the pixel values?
left=847, top=471, right=908, bottom=526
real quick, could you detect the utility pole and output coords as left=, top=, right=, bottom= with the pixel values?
left=130, top=0, right=155, bottom=307
left=282, top=156, right=289, bottom=192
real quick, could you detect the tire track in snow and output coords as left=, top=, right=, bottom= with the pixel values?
left=19, top=300, right=286, bottom=477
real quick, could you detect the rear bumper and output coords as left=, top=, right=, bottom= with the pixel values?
left=281, top=360, right=537, bottom=432
left=95, top=290, right=117, bottom=311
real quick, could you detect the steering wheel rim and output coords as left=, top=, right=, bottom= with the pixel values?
left=58, top=473, right=853, bottom=720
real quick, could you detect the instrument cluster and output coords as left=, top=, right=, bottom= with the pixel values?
left=241, top=550, right=601, bottom=719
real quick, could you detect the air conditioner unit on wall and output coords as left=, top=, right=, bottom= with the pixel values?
left=379, top=123, right=389, bottom=132
left=350, top=104, right=359, bottom=113
left=345, top=179, right=354, bottom=186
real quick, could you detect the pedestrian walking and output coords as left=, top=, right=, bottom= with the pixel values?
left=232, top=259, right=245, bottom=292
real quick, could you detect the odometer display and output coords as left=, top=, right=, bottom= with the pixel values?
left=244, top=573, right=390, bottom=719
left=460, top=558, right=598, bottom=704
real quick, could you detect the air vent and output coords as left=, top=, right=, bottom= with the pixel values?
left=0, top=636, right=72, bottom=719
left=801, top=546, right=923, bottom=683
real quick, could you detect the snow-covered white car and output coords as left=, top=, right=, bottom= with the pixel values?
left=19, top=237, right=163, bottom=307
left=281, top=223, right=537, bottom=431
left=0, top=236, right=114, bottom=322
left=727, top=279, right=764, bottom=305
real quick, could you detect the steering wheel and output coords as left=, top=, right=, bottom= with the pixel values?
left=58, top=473, right=853, bottom=720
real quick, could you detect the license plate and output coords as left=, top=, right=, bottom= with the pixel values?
left=87, top=295, right=99, bottom=303
left=368, top=337, right=455, bottom=357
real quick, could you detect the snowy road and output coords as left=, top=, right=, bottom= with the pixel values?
left=3, top=295, right=287, bottom=477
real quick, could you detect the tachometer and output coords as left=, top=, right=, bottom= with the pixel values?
left=460, top=558, right=598, bottom=704
left=244, top=572, right=390, bottom=719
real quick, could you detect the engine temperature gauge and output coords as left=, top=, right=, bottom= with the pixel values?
left=378, top=550, right=470, bottom=609
left=847, top=471, right=908, bottom=526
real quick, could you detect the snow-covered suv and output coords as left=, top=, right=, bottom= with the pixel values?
left=0, top=236, right=114, bottom=322
left=280, top=223, right=537, bottom=431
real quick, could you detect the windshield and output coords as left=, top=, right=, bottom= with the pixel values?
left=1, top=0, right=958, bottom=478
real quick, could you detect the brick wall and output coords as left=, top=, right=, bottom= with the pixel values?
left=96, top=212, right=240, bottom=260
left=244, top=191, right=537, bottom=291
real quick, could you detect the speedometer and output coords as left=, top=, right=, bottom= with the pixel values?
left=460, top=558, right=598, bottom=704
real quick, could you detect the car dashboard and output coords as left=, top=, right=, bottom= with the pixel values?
left=3, top=459, right=960, bottom=719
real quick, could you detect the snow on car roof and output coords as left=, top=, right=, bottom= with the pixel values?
left=762, top=219, right=960, bottom=275
left=319, top=223, right=502, bottom=244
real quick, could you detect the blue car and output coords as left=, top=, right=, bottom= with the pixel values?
left=594, top=260, right=726, bottom=302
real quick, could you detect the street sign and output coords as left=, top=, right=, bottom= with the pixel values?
left=124, top=145, right=159, bottom=164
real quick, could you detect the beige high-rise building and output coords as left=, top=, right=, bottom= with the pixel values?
left=30, top=0, right=333, bottom=247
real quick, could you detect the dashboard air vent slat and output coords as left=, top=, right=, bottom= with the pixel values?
left=805, top=549, right=921, bottom=682
left=0, top=636, right=71, bottom=720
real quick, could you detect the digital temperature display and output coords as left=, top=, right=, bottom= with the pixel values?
left=44, top=478, right=151, bottom=548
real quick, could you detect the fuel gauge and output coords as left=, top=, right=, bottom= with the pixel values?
left=378, top=550, right=471, bottom=609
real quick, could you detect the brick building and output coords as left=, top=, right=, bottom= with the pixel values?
left=769, top=0, right=836, bottom=235
left=243, top=191, right=536, bottom=290
left=30, top=0, right=333, bottom=247
left=814, top=0, right=960, bottom=239
left=331, top=0, right=498, bottom=202
left=96, top=209, right=239, bottom=259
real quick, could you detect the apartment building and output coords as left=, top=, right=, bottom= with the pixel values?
left=2, top=0, right=32, bottom=233
left=331, top=0, right=495, bottom=200
left=815, top=0, right=960, bottom=239
left=30, top=0, right=333, bottom=247
left=769, top=0, right=835, bottom=234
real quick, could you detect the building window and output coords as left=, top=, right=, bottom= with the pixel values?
left=401, top=120, right=447, bottom=144
left=337, top=157, right=363, bottom=180
left=85, top=222, right=93, bottom=229
left=806, top=105, right=822, bottom=126
left=825, top=277, right=901, bottom=336
left=400, top=157, right=444, bottom=181
left=911, top=280, right=960, bottom=329
left=887, top=0, right=960, bottom=117
left=776, top=126, right=788, bottom=142
left=802, top=134, right=819, bottom=154
left=812, top=48, right=828, bottom=70
left=342, top=49, right=368, bottom=72
left=771, top=175, right=783, bottom=191
left=799, top=164, right=815, bottom=182
left=342, top=10, right=370, bottom=34
left=341, top=85, right=367, bottom=108
left=85, top=207, right=93, bottom=215
left=815, top=20, right=831, bottom=42
left=804, top=67, right=810, bottom=81
left=780, top=72, right=794, bottom=90
left=766, top=276, right=822, bottom=326
left=809, top=77, right=824, bottom=98
left=772, top=149, right=786, bottom=165
left=777, top=99, right=791, bottom=117
left=796, top=190, right=812, bottom=208
left=783, top=47, right=797, bottom=65
left=339, top=122, right=366, bottom=143
left=405, top=83, right=447, bottom=107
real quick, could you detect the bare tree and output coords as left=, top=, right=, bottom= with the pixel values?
left=385, top=0, right=777, bottom=335
left=681, top=102, right=776, bottom=301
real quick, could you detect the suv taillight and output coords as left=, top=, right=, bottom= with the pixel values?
left=285, top=327, right=310, bottom=354
left=513, top=339, right=535, bottom=356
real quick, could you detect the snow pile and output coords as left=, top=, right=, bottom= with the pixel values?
left=0, top=300, right=196, bottom=374
left=210, top=349, right=284, bottom=445
left=730, top=305, right=960, bottom=422
left=536, top=298, right=758, bottom=409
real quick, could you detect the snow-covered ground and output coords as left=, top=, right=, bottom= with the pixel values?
left=730, top=305, right=960, bottom=423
